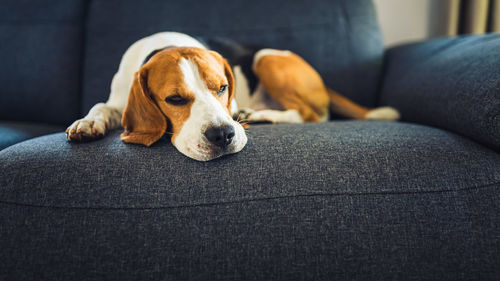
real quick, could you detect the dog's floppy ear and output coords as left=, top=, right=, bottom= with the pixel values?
left=120, top=69, right=167, bottom=146
left=222, top=58, right=235, bottom=109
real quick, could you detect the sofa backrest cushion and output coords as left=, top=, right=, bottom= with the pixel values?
left=0, top=0, right=86, bottom=126
left=82, top=0, right=384, bottom=113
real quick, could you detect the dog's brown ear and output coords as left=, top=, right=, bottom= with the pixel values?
left=120, top=69, right=167, bottom=146
left=222, top=58, right=235, bottom=110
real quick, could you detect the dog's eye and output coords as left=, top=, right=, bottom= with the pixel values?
left=217, top=85, right=227, bottom=96
left=165, top=95, right=188, bottom=105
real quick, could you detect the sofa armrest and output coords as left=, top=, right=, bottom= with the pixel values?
left=379, top=34, right=500, bottom=150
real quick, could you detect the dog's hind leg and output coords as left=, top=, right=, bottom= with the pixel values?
left=237, top=108, right=304, bottom=124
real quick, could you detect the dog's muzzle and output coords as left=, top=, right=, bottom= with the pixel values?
left=204, top=125, right=235, bottom=148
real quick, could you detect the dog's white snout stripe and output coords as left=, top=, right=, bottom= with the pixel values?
left=178, top=58, right=230, bottom=125
left=173, top=57, right=246, bottom=161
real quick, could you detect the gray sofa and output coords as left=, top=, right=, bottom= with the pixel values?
left=1, top=0, right=499, bottom=280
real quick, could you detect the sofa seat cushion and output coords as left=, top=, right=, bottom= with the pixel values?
left=1, top=121, right=498, bottom=208
left=0, top=121, right=64, bottom=150
left=1, top=121, right=499, bottom=280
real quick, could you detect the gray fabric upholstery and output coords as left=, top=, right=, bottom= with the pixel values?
left=1, top=122, right=499, bottom=208
left=1, top=121, right=499, bottom=280
left=1, top=0, right=499, bottom=279
left=0, top=0, right=86, bottom=125
left=0, top=121, right=64, bottom=150
left=379, top=34, right=500, bottom=151
left=82, top=0, right=384, bottom=112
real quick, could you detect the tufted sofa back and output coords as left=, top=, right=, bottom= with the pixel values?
left=0, top=0, right=384, bottom=125
left=0, top=0, right=86, bottom=125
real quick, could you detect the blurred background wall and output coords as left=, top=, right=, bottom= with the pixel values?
left=374, top=0, right=500, bottom=47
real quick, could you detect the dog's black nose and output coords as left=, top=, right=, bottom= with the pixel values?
left=204, top=125, right=235, bottom=148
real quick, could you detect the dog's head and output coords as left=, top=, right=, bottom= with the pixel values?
left=120, top=47, right=247, bottom=161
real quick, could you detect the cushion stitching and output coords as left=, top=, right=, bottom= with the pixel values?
left=0, top=180, right=498, bottom=211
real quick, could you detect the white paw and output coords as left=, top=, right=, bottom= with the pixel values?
left=233, top=108, right=255, bottom=121
left=66, top=118, right=107, bottom=141
left=248, top=109, right=303, bottom=124
left=281, top=110, right=303, bottom=123
left=365, top=106, right=400, bottom=121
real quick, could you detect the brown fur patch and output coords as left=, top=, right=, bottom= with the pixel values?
left=120, top=70, right=167, bottom=146
left=254, top=51, right=371, bottom=121
left=253, top=52, right=329, bottom=122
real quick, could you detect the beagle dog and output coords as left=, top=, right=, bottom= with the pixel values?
left=66, top=32, right=399, bottom=161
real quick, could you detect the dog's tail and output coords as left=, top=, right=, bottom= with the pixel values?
left=326, top=88, right=400, bottom=120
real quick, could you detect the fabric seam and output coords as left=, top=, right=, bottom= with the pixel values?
left=0, top=181, right=498, bottom=211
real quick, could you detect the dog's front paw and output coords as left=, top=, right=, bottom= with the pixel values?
left=66, top=118, right=107, bottom=142
left=233, top=108, right=255, bottom=121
